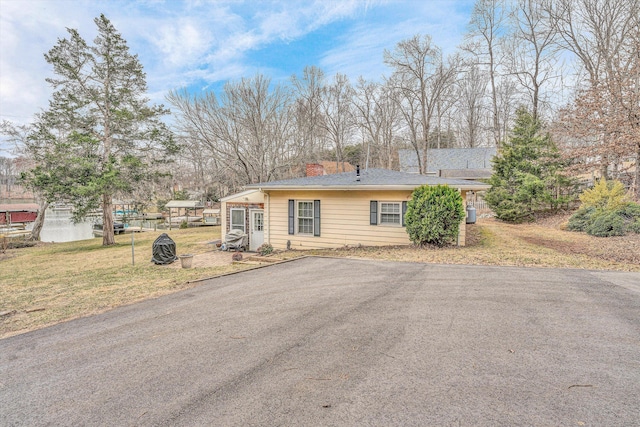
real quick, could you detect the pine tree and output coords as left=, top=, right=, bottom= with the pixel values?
left=22, top=15, right=177, bottom=245
left=485, top=108, right=573, bottom=222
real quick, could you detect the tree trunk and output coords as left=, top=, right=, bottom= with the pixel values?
left=414, top=144, right=424, bottom=175
left=30, top=198, right=48, bottom=241
left=102, top=193, right=115, bottom=246
left=635, top=144, right=640, bottom=201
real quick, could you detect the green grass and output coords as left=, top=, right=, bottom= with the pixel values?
left=3, top=217, right=639, bottom=339
left=1, top=227, right=247, bottom=338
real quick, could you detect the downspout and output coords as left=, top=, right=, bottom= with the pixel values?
left=263, top=190, right=269, bottom=245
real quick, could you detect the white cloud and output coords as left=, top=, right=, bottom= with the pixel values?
left=0, top=0, right=101, bottom=124
left=319, top=0, right=472, bottom=81
left=0, top=0, right=473, bottom=136
left=154, top=20, right=213, bottom=67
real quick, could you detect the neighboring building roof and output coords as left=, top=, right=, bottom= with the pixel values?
left=398, top=148, right=497, bottom=174
left=246, top=168, right=490, bottom=191
left=220, top=189, right=264, bottom=203
left=165, top=200, right=204, bottom=209
left=439, top=168, right=493, bottom=180
left=0, top=203, right=39, bottom=212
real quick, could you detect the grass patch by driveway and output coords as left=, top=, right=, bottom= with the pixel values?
left=2, top=214, right=638, bottom=338
left=1, top=227, right=249, bottom=338
left=310, top=217, right=640, bottom=271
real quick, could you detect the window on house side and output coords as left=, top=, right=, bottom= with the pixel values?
left=297, top=201, right=313, bottom=234
left=380, top=202, right=401, bottom=225
left=230, top=208, right=246, bottom=233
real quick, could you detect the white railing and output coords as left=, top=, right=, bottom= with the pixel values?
left=468, top=200, right=492, bottom=214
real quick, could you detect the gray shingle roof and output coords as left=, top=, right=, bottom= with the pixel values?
left=398, top=148, right=497, bottom=174
left=246, top=168, right=489, bottom=190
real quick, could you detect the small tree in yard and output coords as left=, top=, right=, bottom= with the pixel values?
left=405, top=185, right=465, bottom=247
left=20, top=15, right=177, bottom=246
left=485, top=108, right=573, bottom=223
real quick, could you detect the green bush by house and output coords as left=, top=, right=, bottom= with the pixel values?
left=405, top=185, right=465, bottom=247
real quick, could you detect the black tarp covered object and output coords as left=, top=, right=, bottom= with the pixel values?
left=151, top=233, right=178, bottom=264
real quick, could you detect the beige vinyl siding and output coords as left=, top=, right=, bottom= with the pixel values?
left=265, top=188, right=471, bottom=249
left=265, top=190, right=414, bottom=250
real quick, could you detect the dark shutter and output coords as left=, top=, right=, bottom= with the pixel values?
left=288, top=200, right=295, bottom=235
left=370, top=201, right=378, bottom=225
left=313, top=200, right=321, bottom=236
left=402, top=201, right=408, bottom=226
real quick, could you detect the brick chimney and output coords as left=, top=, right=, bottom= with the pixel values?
left=306, top=163, right=326, bottom=177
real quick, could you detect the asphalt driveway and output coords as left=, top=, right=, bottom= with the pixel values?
left=1, top=257, right=639, bottom=426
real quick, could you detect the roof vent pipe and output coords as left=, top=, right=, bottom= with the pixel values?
left=356, top=165, right=360, bottom=181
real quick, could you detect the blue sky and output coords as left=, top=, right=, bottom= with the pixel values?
left=0, top=0, right=474, bottom=154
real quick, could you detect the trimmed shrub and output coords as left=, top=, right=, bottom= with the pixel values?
left=568, top=181, right=640, bottom=237
left=585, top=210, right=625, bottom=237
left=405, top=185, right=465, bottom=247
left=619, top=203, right=640, bottom=234
left=579, top=179, right=629, bottom=210
left=567, top=206, right=595, bottom=232
left=569, top=202, right=640, bottom=237
left=619, top=203, right=640, bottom=219
left=628, top=219, right=640, bottom=234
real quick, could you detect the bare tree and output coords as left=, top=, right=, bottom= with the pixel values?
left=0, top=156, right=16, bottom=197
left=549, top=0, right=640, bottom=197
left=291, top=66, right=327, bottom=167
left=464, top=0, right=508, bottom=146
left=506, top=0, right=560, bottom=120
left=0, top=121, right=48, bottom=240
left=168, top=74, right=296, bottom=190
left=496, top=77, right=520, bottom=145
left=455, top=65, right=488, bottom=147
left=318, top=73, right=356, bottom=172
left=353, top=78, right=402, bottom=169
left=548, top=0, right=637, bottom=86
left=385, top=34, right=458, bottom=173
left=433, top=55, right=462, bottom=149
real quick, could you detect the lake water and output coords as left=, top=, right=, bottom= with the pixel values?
left=34, top=209, right=96, bottom=243
left=30, top=209, right=165, bottom=243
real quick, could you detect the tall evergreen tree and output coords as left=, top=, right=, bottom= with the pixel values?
left=22, top=15, right=177, bottom=245
left=485, top=108, right=572, bottom=222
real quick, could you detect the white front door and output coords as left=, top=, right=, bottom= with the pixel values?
left=249, top=209, right=264, bottom=251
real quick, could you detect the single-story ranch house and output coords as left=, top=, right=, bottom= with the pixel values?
left=221, top=168, right=491, bottom=251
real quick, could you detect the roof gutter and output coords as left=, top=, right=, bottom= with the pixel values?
left=247, top=184, right=491, bottom=192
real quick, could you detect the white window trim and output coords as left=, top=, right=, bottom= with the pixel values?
left=296, top=200, right=314, bottom=235
left=379, top=201, right=402, bottom=226
left=230, top=208, right=246, bottom=233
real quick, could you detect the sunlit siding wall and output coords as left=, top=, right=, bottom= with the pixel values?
left=266, top=190, right=405, bottom=250
left=265, top=189, right=469, bottom=250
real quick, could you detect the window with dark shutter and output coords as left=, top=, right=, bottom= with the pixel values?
left=402, top=201, right=407, bottom=226
left=313, top=200, right=320, bottom=236
left=370, top=201, right=378, bottom=225
left=288, top=199, right=294, bottom=235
